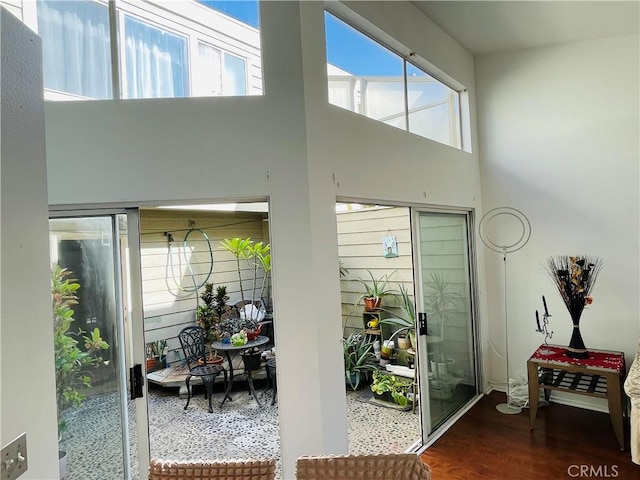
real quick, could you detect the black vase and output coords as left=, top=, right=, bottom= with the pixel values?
left=566, top=315, right=589, bottom=359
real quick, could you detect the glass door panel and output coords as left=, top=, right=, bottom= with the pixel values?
left=50, top=214, right=143, bottom=480
left=414, top=211, right=478, bottom=436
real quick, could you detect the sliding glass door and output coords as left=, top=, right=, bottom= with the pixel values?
left=413, top=210, right=479, bottom=437
left=49, top=211, right=147, bottom=480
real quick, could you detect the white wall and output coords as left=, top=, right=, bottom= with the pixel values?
left=476, top=34, right=640, bottom=409
left=1, top=7, right=59, bottom=478
left=37, top=1, right=481, bottom=478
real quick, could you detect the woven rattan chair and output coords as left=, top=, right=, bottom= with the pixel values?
left=148, top=458, right=276, bottom=480
left=295, top=453, right=431, bottom=480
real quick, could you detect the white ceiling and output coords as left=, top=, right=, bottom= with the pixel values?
left=411, top=1, right=640, bottom=55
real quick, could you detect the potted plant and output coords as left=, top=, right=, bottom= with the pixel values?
left=343, top=332, right=378, bottom=390
left=354, top=270, right=398, bottom=311
left=196, top=283, right=228, bottom=362
left=370, top=369, right=412, bottom=407
left=379, top=284, right=416, bottom=350
left=52, top=265, right=109, bottom=477
left=146, top=339, right=167, bottom=372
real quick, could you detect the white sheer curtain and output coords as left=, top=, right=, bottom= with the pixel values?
left=223, top=53, right=247, bottom=96
left=37, top=0, right=112, bottom=99
left=123, top=16, right=187, bottom=99
left=195, top=43, right=222, bottom=97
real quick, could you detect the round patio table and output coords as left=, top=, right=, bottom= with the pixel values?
left=211, top=335, right=269, bottom=407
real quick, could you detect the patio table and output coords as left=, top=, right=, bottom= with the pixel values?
left=212, top=335, right=269, bottom=407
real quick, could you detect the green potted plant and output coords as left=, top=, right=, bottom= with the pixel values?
left=370, top=369, right=412, bottom=407
left=343, top=332, right=378, bottom=390
left=354, top=270, right=398, bottom=311
left=379, top=284, right=416, bottom=348
left=53, top=265, right=110, bottom=437
left=196, top=283, right=228, bottom=361
left=52, top=265, right=109, bottom=477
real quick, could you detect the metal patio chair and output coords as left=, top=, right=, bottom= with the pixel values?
left=178, top=326, right=228, bottom=413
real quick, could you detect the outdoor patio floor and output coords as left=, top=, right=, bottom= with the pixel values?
left=59, top=378, right=421, bottom=480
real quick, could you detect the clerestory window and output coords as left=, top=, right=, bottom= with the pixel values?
left=325, top=11, right=462, bottom=149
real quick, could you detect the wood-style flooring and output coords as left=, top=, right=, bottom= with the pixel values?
left=420, top=391, right=640, bottom=480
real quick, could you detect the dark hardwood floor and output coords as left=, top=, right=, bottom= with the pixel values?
left=420, top=391, right=640, bottom=480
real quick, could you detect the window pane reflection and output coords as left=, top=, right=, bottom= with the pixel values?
left=406, top=63, right=460, bottom=147
left=123, top=16, right=189, bottom=99
left=36, top=0, right=112, bottom=100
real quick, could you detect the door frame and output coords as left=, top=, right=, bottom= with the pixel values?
left=49, top=207, right=148, bottom=479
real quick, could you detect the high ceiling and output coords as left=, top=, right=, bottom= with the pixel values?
left=411, top=1, right=640, bottom=55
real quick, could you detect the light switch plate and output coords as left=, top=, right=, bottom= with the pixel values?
left=1, top=433, right=28, bottom=480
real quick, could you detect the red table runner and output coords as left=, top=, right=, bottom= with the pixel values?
left=531, top=344, right=625, bottom=374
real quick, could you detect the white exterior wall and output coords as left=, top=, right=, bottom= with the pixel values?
left=1, top=7, right=59, bottom=478
left=15, top=1, right=483, bottom=478
left=476, top=34, right=640, bottom=410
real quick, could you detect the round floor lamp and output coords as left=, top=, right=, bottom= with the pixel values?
left=479, top=207, right=531, bottom=415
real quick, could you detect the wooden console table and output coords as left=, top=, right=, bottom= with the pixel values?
left=527, top=344, right=627, bottom=450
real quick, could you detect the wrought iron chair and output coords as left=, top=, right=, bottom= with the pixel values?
left=149, top=458, right=276, bottom=480
left=178, top=326, right=228, bottom=413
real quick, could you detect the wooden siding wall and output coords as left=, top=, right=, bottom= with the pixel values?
left=337, top=206, right=413, bottom=337
left=140, top=208, right=268, bottom=361
left=338, top=207, right=473, bottom=378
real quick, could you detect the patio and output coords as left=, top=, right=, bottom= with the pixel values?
left=59, top=378, right=421, bottom=480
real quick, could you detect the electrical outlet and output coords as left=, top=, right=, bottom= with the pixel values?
left=1, top=433, right=28, bottom=480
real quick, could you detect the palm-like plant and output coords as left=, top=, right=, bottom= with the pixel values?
left=220, top=237, right=253, bottom=302
left=424, top=271, right=462, bottom=338
left=220, top=237, right=272, bottom=325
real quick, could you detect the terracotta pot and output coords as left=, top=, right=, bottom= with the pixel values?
left=364, top=298, right=381, bottom=311
left=210, top=354, right=224, bottom=365
left=146, top=358, right=159, bottom=372
left=200, top=354, right=223, bottom=365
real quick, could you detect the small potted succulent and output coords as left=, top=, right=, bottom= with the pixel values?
left=354, top=270, right=398, bottom=311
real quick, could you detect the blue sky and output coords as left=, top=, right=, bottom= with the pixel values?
left=198, top=1, right=260, bottom=28
left=198, top=2, right=400, bottom=77
left=324, top=12, right=401, bottom=77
